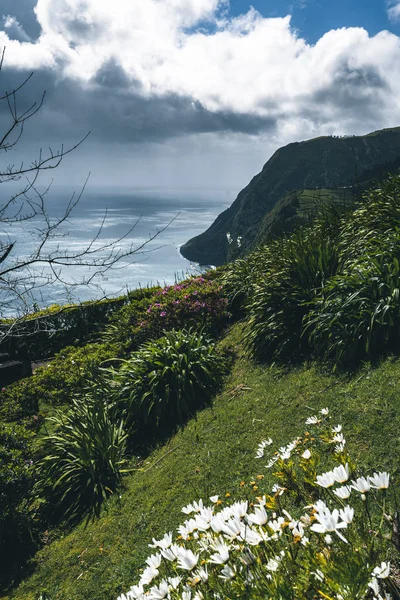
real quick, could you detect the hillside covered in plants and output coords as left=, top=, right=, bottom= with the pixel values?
left=180, top=126, right=400, bottom=266
left=2, top=176, right=400, bottom=599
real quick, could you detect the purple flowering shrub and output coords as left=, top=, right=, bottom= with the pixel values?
left=132, top=275, right=230, bottom=343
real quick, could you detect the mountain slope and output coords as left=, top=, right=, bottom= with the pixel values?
left=180, top=127, right=400, bottom=265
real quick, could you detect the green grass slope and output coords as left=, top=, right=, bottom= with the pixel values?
left=9, top=324, right=400, bottom=600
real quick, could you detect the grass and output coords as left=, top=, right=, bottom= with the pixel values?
left=7, top=322, right=400, bottom=600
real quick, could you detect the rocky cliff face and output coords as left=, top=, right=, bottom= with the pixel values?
left=180, top=127, right=400, bottom=265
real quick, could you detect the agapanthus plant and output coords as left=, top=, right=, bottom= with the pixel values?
left=117, top=410, right=399, bottom=600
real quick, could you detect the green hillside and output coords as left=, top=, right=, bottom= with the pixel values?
left=8, top=326, right=400, bottom=600
left=4, top=176, right=400, bottom=600
left=180, top=127, right=400, bottom=265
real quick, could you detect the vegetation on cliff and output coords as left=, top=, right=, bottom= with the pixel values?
left=181, top=127, right=400, bottom=266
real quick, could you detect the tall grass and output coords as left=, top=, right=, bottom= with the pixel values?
left=224, top=176, right=400, bottom=367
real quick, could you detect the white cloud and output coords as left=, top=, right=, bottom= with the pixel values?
left=1, top=0, right=400, bottom=149
left=388, top=2, right=400, bottom=21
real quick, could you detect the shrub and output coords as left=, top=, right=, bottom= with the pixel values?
left=306, top=245, right=400, bottom=366
left=110, top=329, right=228, bottom=437
left=105, top=275, right=230, bottom=351
left=117, top=409, right=400, bottom=600
left=36, top=396, right=128, bottom=522
left=0, top=422, right=36, bottom=588
left=220, top=244, right=276, bottom=318
left=244, top=225, right=342, bottom=362
left=0, top=342, right=120, bottom=422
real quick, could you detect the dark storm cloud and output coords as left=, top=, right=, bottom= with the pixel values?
left=0, top=60, right=277, bottom=146
left=312, top=62, right=387, bottom=111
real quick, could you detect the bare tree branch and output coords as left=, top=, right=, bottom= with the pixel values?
left=0, top=47, right=174, bottom=345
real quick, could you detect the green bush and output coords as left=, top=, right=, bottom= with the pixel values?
left=105, top=275, right=230, bottom=351
left=306, top=242, right=400, bottom=366
left=0, top=342, right=120, bottom=423
left=1, top=295, right=128, bottom=361
left=0, top=422, right=36, bottom=588
left=220, top=244, right=276, bottom=318
left=36, top=396, right=128, bottom=522
left=110, top=328, right=228, bottom=437
left=244, top=224, right=342, bottom=362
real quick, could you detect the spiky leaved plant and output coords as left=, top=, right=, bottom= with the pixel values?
left=36, top=396, right=128, bottom=522
left=110, top=328, right=228, bottom=436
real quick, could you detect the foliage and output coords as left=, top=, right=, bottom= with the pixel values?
left=105, top=275, right=230, bottom=351
left=304, top=177, right=400, bottom=366
left=110, top=328, right=228, bottom=436
left=305, top=250, right=400, bottom=365
left=220, top=244, right=276, bottom=318
left=180, top=127, right=400, bottom=266
left=1, top=295, right=128, bottom=361
left=0, top=422, right=36, bottom=589
left=118, top=409, right=399, bottom=600
left=221, top=175, right=400, bottom=368
left=9, top=323, right=400, bottom=600
left=0, top=342, right=120, bottom=423
left=36, top=396, right=128, bottom=522
left=244, top=217, right=343, bottom=362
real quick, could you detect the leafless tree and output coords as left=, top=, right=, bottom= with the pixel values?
left=0, top=48, right=173, bottom=344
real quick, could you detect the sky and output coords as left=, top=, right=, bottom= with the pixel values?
left=1, top=0, right=400, bottom=192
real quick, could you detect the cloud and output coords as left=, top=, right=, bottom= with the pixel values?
left=2, top=15, right=32, bottom=42
left=1, top=0, right=400, bottom=153
left=388, top=2, right=400, bottom=21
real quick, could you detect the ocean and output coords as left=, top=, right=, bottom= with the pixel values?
left=2, top=188, right=232, bottom=311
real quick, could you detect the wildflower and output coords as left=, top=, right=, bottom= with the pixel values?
left=209, top=539, right=230, bottom=564
left=247, top=505, right=268, bottom=526
left=320, top=408, right=329, bottom=415
left=160, top=311, right=167, bottom=317
left=146, top=554, right=162, bottom=569
left=219, top=565, right=236, bottom=581
left=369, top=472, right=390, bottom=490
left=310, top=504, right=349, bottom=543
left=339, top=506, right=354, bottom=524
left=268, top=516, right=285, bottom=534
left=230, top=500, right=248, bottom=519
left=368, top=578, right=380, bottom=596
left=149, top=532, right=173, bottom=550
left=373, top=561, right=391, bottom=579
left=305, top=415, right=320, bottom=425
left=255, top=438, right=273, bottom=458
left=332, top=463, right=349, bottom=483
left=176, top=549, right=199, bottom=571
left=140, top=565, right=159, bottom=585
left=351, top=477, right=371, bottom=494
left=266, top=456, right=278, bottom=468
left=315, top=470, right=336, bottom=488
left=148, top=580, right=169, bottom=599
left=333, top=485, right=352, bottom=500
left=182, top=500, right=204, bottom=514
left=266, top=555, right=282, bottom=572
left=119, top=583, right=144, bottom=599
left=325, top=534, right=333, bottom=545
left=335, top=442, right=346, bottom=453
left=168, top=576, right=181, bottom=590
left=301, top=449, right=311, bottom=459
left=332, top=425, right=342, bottom=433
left=271, top=483, right=285, bottom=495
left=209, top=495, right=219, bottom=503
left=195, top=566, right=208, bottom=583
